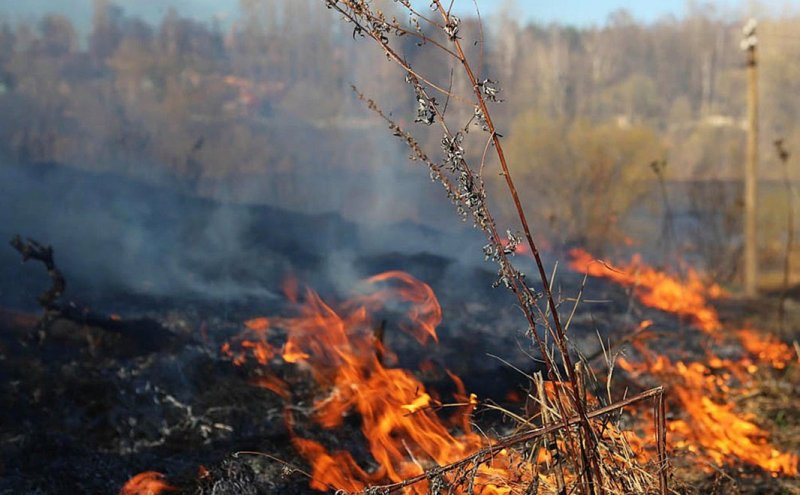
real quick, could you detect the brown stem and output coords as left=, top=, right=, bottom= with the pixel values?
left=656, top=389, right=669, bottom=494
left=431, top=2, right=604, bottom=491
left=328, top=2, right=662, bottom=492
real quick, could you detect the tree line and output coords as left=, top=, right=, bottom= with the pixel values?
left=0, top=1, right=798, bottom=258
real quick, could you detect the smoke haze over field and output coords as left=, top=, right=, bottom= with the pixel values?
left=1, top=0, right=799, bottom=304
left=3, top=6, right=800, bottom=495
left=0, top=162, right=493, bottom=312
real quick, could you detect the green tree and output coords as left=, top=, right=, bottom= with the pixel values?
left=504, top=112, right=663, bottom=249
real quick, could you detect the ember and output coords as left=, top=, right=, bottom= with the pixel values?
left=119, top=472, right=176, bottom=495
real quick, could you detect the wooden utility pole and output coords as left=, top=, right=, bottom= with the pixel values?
left=741, top=18, right=759, bottom=297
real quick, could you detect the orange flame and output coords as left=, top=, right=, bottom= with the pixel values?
left=736, top=328, right=796, bottom=370
left=571, top=249, right=798, bottom=476
left=119, top=472, right=176, bottom=495
left=225, top=272, right=537, bottom=494
left=619, top=355, right=798, bottom=474
left=253, top=374, right=290, bottom=399
left=569, top=248, right=723, bottom=335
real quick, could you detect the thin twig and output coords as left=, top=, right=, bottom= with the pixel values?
left=10, top=235, right=66, bottom=309
left=430, top=2, right=605, bottom=490
left=233, top=451, right=320, bottom=485
left=325, top=2, right=667, bottom=492
left=330, top=2, right=465, bottom=101
left=442, top=68, right=455, bottom=117
left=471, top=0, right=486, bottom=78
left=775, top=138, right=793, bottom=331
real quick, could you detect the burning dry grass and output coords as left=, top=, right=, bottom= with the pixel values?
left=568, top=249, right=725, bottom=336
left=118, top=253, right=800, bottom=494
left=569, top=249, right=799, bottom=483
left=216, top=271, right=663, bottom=494
left=118, top=0, right=799, bottom=491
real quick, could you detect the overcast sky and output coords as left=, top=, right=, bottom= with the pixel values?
left=0, top=0, right=794, bottom=30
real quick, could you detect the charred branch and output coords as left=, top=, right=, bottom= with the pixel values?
left=10, top=235, right=65, bottom=309
left=9, top=235, right=176, bottom=352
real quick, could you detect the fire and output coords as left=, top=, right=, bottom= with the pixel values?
left=400, top=392, right=432, bottom=413
left=736, top=328, right=796, bottom=370
left=119, top=472, right=176, bottom=495
left=619, top=355, right=797, bottom=474
left=570, top=249, right=799, bottom=476
left=225, top=271, right=536, bottom=493
left=568, top=248, right=723, bottom=335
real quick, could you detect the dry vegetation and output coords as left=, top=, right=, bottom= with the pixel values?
left=2, top=0, right=800, bottom=274
left=312, top=1, right=670, bottom=493
left=2, top=1, right=799, bottom=494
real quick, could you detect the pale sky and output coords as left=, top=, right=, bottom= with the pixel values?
left=444, top=0, right=795, bottom=25
left=0, top=0, right=795, bottom=30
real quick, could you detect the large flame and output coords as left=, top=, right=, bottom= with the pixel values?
left=224, top=271, right=537, bottom=493
left=121, top=254, right=797, bottom=493
left=223, top=270, right=657, bottom=493
left=569, top=248, right=798, bottom=476
left=569, top=248, right=723, bottom=335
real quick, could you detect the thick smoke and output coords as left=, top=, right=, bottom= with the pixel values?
left=0, top=1, right=518, bottom=314
left=0, top=161, right=493, bottom=312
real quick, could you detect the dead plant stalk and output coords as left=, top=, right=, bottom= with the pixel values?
left=324, top=1, right=668, bottom=493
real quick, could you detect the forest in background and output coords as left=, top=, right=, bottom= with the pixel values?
left=1, top=0, right=799, bottom=276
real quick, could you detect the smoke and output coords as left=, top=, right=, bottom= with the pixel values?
left=0, top=1, right=508, bottom=315
left=0, top=163, right=280, bottom=309
left=0, top=161, right=493, bottom=313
